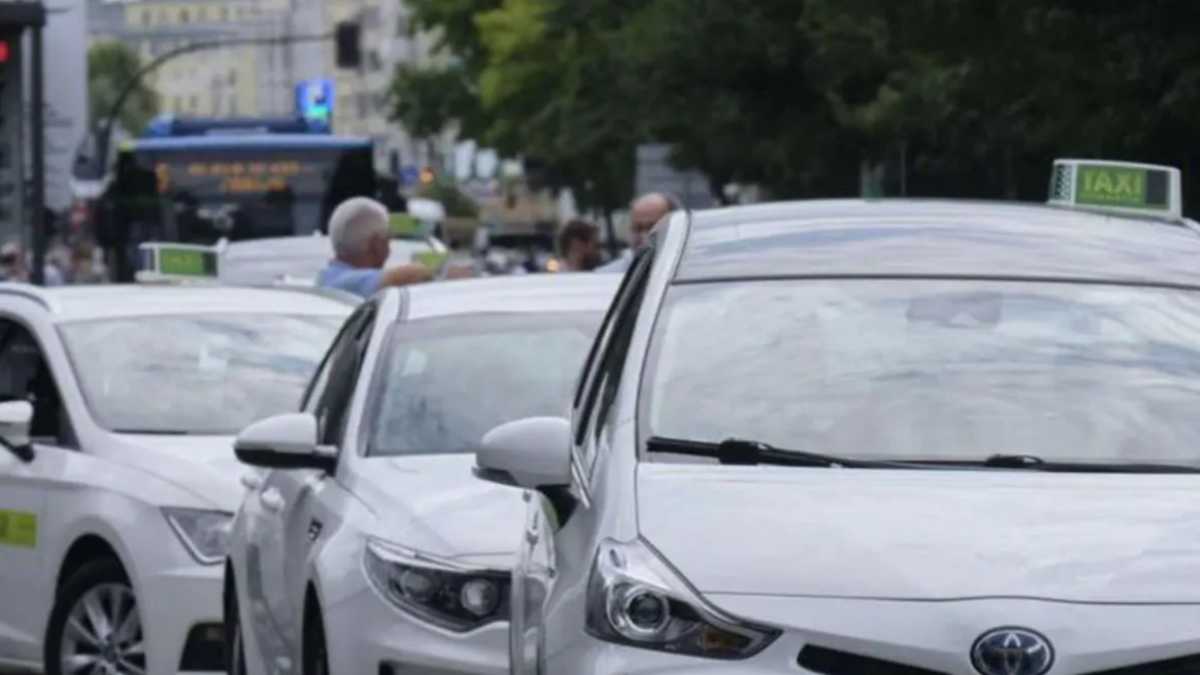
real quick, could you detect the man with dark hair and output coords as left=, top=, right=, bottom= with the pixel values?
left=556, top=218, right=602, bottom=272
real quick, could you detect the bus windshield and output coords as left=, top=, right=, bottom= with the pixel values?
left=108, top=143, right=376, bottom=245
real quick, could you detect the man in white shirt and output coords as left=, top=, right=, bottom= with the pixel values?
left=599, top=192, right=673, bottom=272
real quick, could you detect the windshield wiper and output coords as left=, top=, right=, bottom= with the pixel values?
left=924, top=454, right=1200, bottom=474
left=645, top=436, right=925, bottom=469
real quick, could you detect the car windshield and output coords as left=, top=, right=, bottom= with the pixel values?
left=643, top=279, right=1200, bottom=464
left=221, top=240, right=436, bottom=285
left=367, top=311, right=601, bottom=456
left=60, top=314, right=343, bottom=435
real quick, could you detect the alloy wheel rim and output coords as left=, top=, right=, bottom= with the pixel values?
left=60, top=582, right=145, bottom=675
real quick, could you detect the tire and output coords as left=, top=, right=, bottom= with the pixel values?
left=224, top=579, right=248, bottom=675
left=302, top=606, right=329, bottom=675
left=44, top=558, right=145, bottom=675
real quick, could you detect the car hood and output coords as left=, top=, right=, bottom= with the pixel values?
left=351, top=454, right=527, bottom=560
left=111, top=434, right=244, bottom=510
left=637, top=465, right=1200, bottom=603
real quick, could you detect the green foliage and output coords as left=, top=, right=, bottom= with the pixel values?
left=87, top=41, right=159, bottom=133
left=397, top=0, right=1200, bottom=213
left=418, top=183, right=479, bottom=218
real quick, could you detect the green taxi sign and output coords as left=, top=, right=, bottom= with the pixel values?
left=136, top=242, right=220, bottom=283
left=1049, top=159, right=1182, bottom=219
left=389, top=213, right=423, bottom=237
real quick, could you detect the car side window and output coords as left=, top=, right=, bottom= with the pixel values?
left=0, top=320, right=76, bottom=448
left=302, top=303, right=373, bottom=412
left=591, top=257, right=653, bottom=441
left=573, top=250, right=654, bottom=470
left=571, top=255, right=646, bottom=419
left=315, top=305, right=376, bottom=446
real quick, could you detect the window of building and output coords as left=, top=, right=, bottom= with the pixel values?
left=189, top=95, right=198, bottom=111
left=141, top=9, right=151, bottom=24
left=179, top=9, right=189, bottom=22
left=220, top=6, right=228, bottom=20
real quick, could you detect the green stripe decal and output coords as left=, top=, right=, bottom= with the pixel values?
left=0, top=509, right=37, bottom=548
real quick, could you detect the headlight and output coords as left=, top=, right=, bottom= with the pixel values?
left=364, top=539, right=510, bottom=632
left=162, top=507, right=232, bottom=565
left=585, top=539, right=778, bottom=659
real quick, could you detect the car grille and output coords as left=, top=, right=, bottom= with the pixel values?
left=178, top=622, right=224, bottom=672
left=798, top=645, right=950, bottom=675
left=1080, top=653, right=1200, bottom=675
left=798, top=644, right=1200, bottom=675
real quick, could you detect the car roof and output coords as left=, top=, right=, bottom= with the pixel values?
left=677, top=199, right=1200, bottom=287
left=129, top=134, right=371, bottom=151
left=8, top=284, right=355, bottom=323
left=402, top=273, right=620, bottom=320
left=222, top=236, right=432, bottom=260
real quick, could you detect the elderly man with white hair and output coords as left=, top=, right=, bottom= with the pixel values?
left=317, top=196, right=451, bottom=297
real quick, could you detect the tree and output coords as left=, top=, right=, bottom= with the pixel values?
left=87, top=41, right=159, bottom=133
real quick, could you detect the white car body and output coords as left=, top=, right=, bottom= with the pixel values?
left=219, top=234, right=448, bottom=287
left=223, top=274, right=619, bottom=675
left=0, top=283, right=352, bottom=675
left=475, top=200, right=1200, bottom=675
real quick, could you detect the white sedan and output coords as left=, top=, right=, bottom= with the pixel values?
left=475, top=166, right=1200, bottom=675
left=0, top=281, right=351, bottom=675
left=223, top=274, right=617, bottom=675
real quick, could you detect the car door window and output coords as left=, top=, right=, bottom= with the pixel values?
left=570, top=254, right=646, bottom=427
left=314, top=305, right=376, bottom=446
left=592, top=256, right=653, bottom=441
left=303, top=303, right=374, bottom=412
left=574, top=250, right=654, bottom=472
left=0, top=321, right=76, bottom=447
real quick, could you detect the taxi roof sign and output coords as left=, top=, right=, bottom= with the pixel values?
left=135, top=242, right=221, bottom=284
left=1048, top=159, right=1182, bottom=220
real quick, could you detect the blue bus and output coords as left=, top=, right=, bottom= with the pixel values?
left=96, top=115, right=380, bottom=281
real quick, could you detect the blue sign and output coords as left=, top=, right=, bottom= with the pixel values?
left=296, top=79, right=334, bottom=123
left=400, top=165, right=419, bottom=186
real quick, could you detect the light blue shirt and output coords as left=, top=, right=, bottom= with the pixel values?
left=317, top=260, right=383, bottom=298
left=597, top=250, right=632, bottom=273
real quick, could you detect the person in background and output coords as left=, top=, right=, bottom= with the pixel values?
left=555, top=218, right=603, bottom=272
left=0, top=243, right=28, bottom=281
left=599, top=192, right=674, bottom=272
left=317, top=197, right=471, bottom=298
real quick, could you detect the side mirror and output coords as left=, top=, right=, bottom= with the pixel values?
left=233, top=413, right=336, bottom=473
left=475, top=416, right=571, bottom=489
left=0, top=400, right=33, bottom=462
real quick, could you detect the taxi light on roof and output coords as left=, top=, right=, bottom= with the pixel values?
left=135, top=242, right=221, bottom=284
left=1048, top=159, right=1182, bottom=219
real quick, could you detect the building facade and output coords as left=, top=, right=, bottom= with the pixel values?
left=87, top=0, right=453, bottom=174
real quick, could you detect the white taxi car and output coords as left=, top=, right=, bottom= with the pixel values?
left=223, top=274, right=617, bottom=675
left=476, top=160, right=1200, bottom=675
left=0, top=254, right=351, bottom=675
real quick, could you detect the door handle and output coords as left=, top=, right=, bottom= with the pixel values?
left=240, top=472, right=262, bottom=490
left=259, top=489, right=284, bottom=512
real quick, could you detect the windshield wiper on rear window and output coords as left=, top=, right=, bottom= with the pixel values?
left=644, top=436, right=927, bottom=469
left=916, top=454, right=1200, bottom=474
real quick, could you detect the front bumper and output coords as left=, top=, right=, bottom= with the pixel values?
left=545, top=595, right=1200, bottom=675
left=138, top=562, right=225, bottom=674
left=324, top=582, right=508, bottom=675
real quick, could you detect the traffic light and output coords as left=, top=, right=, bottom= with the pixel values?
left=0, top=40, right=10, bottom=64
left=334, top=22, right=361, bottom=69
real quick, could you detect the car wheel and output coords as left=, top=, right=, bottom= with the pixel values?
left=225, top=583, right=248, bottom=675
left=44, top=558, right=146, bottom=675
left=302, top=607, right=330, bottom=675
